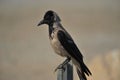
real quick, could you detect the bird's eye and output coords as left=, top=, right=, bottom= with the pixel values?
left=45, top=15, right=52, bottom=20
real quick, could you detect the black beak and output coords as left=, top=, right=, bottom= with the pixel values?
left=37, top=20, right=45, bottom=26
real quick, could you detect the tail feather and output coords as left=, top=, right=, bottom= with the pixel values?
left=76, top=62, right=92, bottom=80
left=81, top=63, right=92, bottom=76
left=76, top=68, right=87, bottom=80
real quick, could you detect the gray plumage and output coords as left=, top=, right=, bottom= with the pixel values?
left=37, top=10, right=92, bottom=80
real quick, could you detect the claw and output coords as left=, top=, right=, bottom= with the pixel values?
left=54, top=64, right=65, bottom=72
left=54, top=57, right=71, bottom=72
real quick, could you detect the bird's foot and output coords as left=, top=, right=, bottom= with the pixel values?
left=54, top=64, right=65, bottom=72
left=54, top=58, right=71, bottom=72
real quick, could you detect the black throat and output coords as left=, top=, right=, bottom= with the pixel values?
left=48, top=23, right=54, bottom=39
left=48, top=22, right=62, bottom=39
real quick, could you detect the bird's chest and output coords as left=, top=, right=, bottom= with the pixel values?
left=50, top=32, right=68, bottom=57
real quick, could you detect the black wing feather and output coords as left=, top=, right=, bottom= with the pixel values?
left=57, top=30, right=92, bottom=76
left=57, top=30, right=83, bottom=63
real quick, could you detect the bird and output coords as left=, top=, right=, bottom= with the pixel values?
left=37, top=10, right=92, bottom=80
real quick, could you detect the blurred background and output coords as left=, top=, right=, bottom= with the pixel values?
left=0, top=0, right=120, bottom=80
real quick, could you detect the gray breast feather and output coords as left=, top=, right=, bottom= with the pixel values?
left=50, top=30, right=68, bottom=57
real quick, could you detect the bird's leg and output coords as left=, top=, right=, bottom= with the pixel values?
left=54, top=57, right=71, bottom=72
